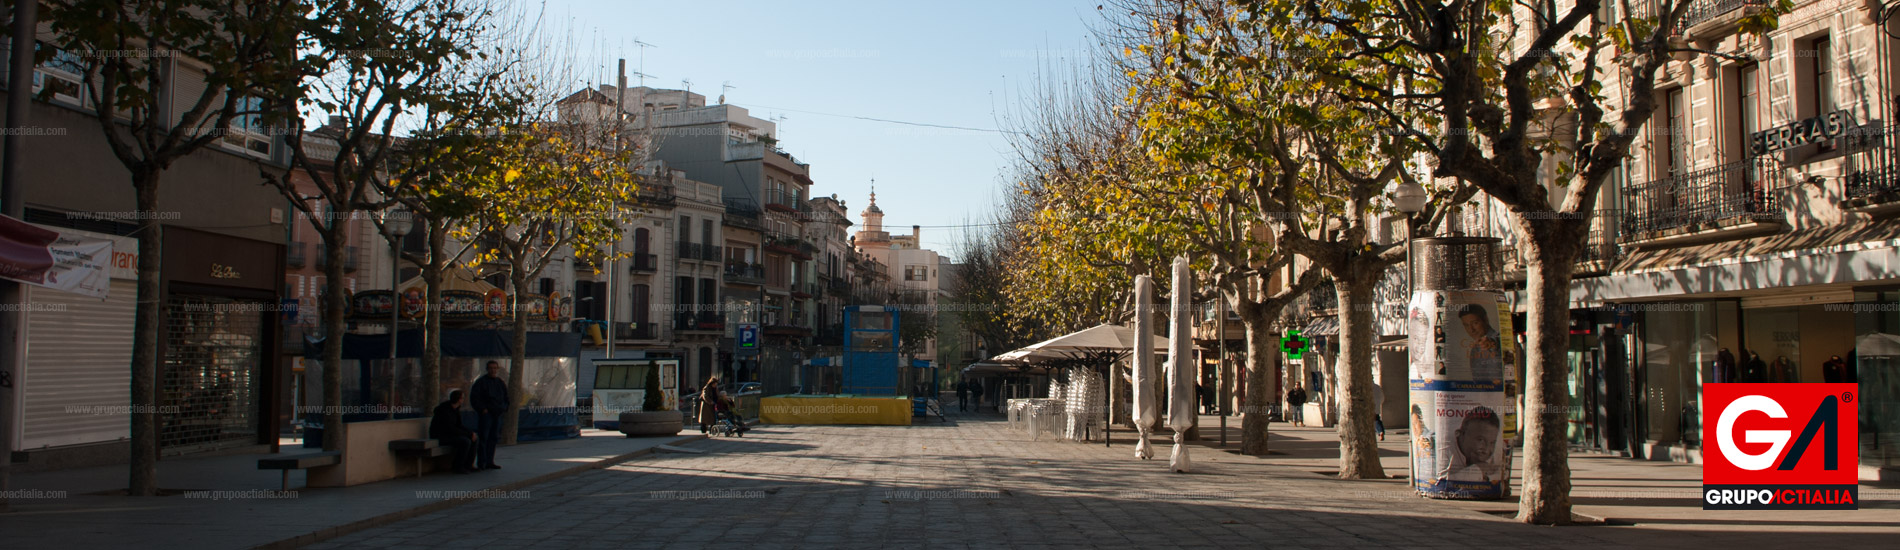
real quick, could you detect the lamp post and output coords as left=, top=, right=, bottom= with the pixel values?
left=1393, top=181, right=1428, bottom=295
left=385, top=208, right=413, bottom=419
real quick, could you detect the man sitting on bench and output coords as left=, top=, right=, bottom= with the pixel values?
left=432, top=390, right=478, bottom=474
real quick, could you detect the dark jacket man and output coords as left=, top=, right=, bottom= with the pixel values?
left=431, top=390, right=477, bottom=473
left=471, top=361, right=509, bottom=469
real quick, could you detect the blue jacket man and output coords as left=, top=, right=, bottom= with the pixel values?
left=470, top=361, right=510, bottom=469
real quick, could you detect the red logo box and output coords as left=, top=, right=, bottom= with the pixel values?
left=1702, top=384, right=1858, bottom=509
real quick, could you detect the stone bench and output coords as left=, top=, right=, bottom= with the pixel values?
left=257, top=451, right=342, bottom=491
left=387, top=439, right=450, bottom=478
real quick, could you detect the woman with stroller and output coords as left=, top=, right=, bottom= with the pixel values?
left=697, top=376, right=724, bottom=434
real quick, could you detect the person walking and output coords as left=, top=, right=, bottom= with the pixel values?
left=968, top=379, right=984, bottom=412
left=470, top=361, right=509, bottom=470
left=955, top=380, right=969, bottom=412
left=1286, top=383, right=1308, bottom=427
left=698, top=376, right=724, bottom=434
left=1373, top=382, right=1386, bottom=441
left=430, top=390, right=477, bottom=474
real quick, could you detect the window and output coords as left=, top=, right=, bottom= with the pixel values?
left=33, top=42, right=86, bottom=107
left=1664, top=87, right=1686, bottom=177
left=1738, top=64, right=1763, bottom=191
left=1811, top=37, right=1834, bottom=152
left=905, top=265, right=928, bottom=281
left=222, top=95, right=273, bottom=157
left=702, top=219, right=714, bottom=248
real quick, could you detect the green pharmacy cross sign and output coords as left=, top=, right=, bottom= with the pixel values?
left=1280, top=329, right=1308, bottom=359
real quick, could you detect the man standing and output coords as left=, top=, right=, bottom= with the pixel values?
left=968, top=379, right=984, bottom=412
left=430, top=390, right=477, bottom=474
left=471, top=361, right=509, bottom=470
left=1286, top=383, right=1308, bottom=427
left=955, top=380, right=969, bottom=412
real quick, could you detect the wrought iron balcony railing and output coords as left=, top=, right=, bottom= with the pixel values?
left=725, top=262, right=765, bottom=284
left=1622, top=158, right=1783, bottom=238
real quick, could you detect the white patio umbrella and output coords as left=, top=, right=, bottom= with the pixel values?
left=1167, top=256, right=1195, bottom=473
left=1132, top=275, right=1158, bottom=460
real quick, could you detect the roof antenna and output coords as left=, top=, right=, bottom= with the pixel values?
left=721, top=81, right=736, bottom=105
left=632, top=39, right=656, bottom=87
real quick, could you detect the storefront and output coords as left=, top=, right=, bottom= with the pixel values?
left=12, top=227, right=138, bottom=468
left=158, top=227, right=286, bottom=455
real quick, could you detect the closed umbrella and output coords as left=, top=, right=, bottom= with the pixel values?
left=1167, top=256, right=1195, bottom=473
left=1132, top=275, right=1158, bottom=460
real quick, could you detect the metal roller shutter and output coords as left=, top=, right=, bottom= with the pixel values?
left=19, top=280, right=138, bottom=450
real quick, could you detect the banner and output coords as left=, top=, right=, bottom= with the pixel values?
left=1409, top=289, right=1516, bottom=499
left=0, top=214, right=113, bottom=298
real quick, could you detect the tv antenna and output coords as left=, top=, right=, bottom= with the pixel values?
left=720, top=81, right=737, bottom=105
left=631, top=39, right=656, bottom=87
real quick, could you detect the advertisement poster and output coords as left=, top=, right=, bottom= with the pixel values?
left=0, top=215, right=113, bottom=298
left=1410, top=288, right=1515, bottom=499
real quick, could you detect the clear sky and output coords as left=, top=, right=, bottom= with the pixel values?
left=542, top=0, right=1104, bottom=259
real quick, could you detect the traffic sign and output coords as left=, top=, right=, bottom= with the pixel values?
left=737, top=323, right=759, bottom=348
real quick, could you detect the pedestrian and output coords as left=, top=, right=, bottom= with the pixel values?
left=1286, top=383, right=1307, bottom=427
left=1200, top=378, right=1217, bottom=415
left=1372, top=382, right=1386, bottom=441
left=968, top=379, right=984, bottom=412
left=955, top=381, right=969, bottom=412
left=430, top=389, right=477, bottom=474
left=470, top=361, right=509, bottom=470
left=698, top=376, right=723, bottom=433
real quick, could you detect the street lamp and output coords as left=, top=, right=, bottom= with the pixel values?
left=1394, top=180, right=1427, bottom=294
left=384, top=208, right=413, bottom=419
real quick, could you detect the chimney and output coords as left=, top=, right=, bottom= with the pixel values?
left=912, top=225, right=920, bottom=243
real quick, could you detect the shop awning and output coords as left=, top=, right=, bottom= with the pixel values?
left=1302, top=316, right=1339, bottom=336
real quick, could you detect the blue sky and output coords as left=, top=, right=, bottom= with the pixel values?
left=543, top=0, right=1104, bottom=259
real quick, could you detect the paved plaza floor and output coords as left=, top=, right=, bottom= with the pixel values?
left=303, top=413, right=1899, bottom=549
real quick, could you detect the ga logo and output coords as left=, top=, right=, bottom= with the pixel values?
left=1702, top=384, right=1858, bottom=510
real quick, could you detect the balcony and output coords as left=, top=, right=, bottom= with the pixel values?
left=700, top=245, right=724, bottom=262
left=790, top=282, right=820, bottom=299
left=629, top=253, right=658, bottom=273
left=826, top=276, right=852, bottom=295
left=722, top=198, right=764, bottom=231
left=725, top=262, right=766, bottom=285
left=634, top=181, right=677, bottom=207
left=1674, top=0, right=1767, bottom=38
left=1842, top=132, right=1900, bottom=216
left=674, top=311, right=726, bottom=331
left=764, top=323, right=811, bottom=337
left=614, top=321, right=658, bottom=341
left=1575, top=227, right=1623, bottom=275
left=1622, top=158, right=1785, bottom=247
left=764, top=189, right=810, bottom=215
left=677, top=242, right=711, bottom=263
left=287, top=242, right=306, bottom=268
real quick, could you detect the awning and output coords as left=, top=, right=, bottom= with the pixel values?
left=1302, top=316, right=1339, bottom=336
left=805, top=355, right=842, bottom=366
left=1373, top=337, right=1407, bottom=352
left=910, top=359, right=932, bottom=368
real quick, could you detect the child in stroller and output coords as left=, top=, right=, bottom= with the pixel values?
left=711, top=392, right=746, bottom=437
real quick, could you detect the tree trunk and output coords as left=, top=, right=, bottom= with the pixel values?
left=1334, top=275, right=1385, bottom=480
left=128, top=170, right=162, bottom=496
left=320, top=226, right=349, bottom=452
left=506, top=271, right=528, bottom=446
left=1518, top=236, right=1578, bottom=524
left=1239, top=309, right=1274, bottom=455
left=420, top=222, right=447, bottom=404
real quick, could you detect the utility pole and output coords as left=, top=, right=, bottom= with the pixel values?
left=609, top=59, right=626, bottom=359
left=1, top=0, right=42, bottom=514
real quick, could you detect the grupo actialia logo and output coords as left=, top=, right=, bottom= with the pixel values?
left=1702, top=384, right=1858, bottom=510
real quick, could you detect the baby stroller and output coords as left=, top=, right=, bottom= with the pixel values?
left=710, top=394, right=747, bottom=437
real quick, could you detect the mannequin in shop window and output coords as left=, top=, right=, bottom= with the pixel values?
left=1712, top=348, right=1736, bottom=385
left=1742, top=350, right=1768, bottom=383
left=1772, top=356, right=1795, bottom=383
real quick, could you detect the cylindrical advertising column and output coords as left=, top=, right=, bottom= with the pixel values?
left=1408, top=237, right=1516, bottom=500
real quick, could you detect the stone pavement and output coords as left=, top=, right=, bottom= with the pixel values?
left=0, top=429, right=702, bottom=549
left=307, top=413, right=1900, bottom=549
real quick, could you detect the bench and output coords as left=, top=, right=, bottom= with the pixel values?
left=257, top=451, right=342, bottom=491
left=388, top=439, right=450, bottom=477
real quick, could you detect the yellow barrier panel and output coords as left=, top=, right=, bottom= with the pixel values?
left=759, top=396, right=912, bottom=426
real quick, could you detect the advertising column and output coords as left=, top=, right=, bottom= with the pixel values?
left=1408, top=237, right=1516, bottom=500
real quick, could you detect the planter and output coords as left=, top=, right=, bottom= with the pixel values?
left=618, top=410, right=684, bottom=437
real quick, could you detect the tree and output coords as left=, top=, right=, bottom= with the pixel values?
left=463, top=108, right=640, bottom=445
left=641, top=365, right=663, bottom=412
left=259, top=0, right=504, bottom=453
left=42, top=0, right=306, bottom=496
left=1278, top=0, right=1787, bottom=521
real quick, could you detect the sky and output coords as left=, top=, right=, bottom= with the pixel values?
left=542, top=0, right=1106, bottom=259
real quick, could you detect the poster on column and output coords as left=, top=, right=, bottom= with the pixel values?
left=1409, top=289, right=1514, bottom=499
